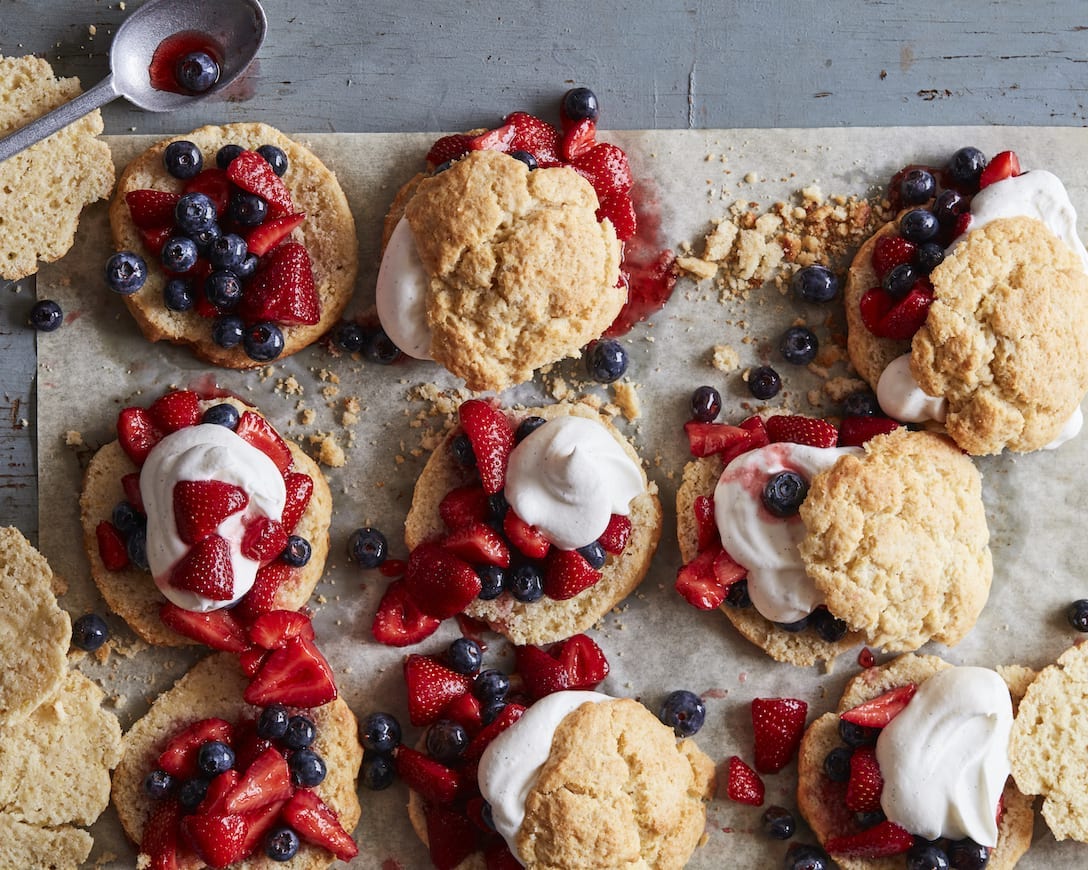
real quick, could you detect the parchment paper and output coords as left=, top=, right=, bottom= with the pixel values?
left=35, top=128, right=1088, bottom=868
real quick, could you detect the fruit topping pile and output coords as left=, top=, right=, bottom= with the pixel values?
left=861, top=147, right=1022, bottom=342
left=107, top=140, right=319, bottom=362
left=371, top=400, right=634, bottom=647
left=360, top=634, right=609, bottom=868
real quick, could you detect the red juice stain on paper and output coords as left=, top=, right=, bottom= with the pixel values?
left=149, top=31, right=222, bottom=93
left=381, top=860, right=403, bottom=870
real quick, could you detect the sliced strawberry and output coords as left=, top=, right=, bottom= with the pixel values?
left=841, top=684, right=917, bottom=728
left=561, top=117, right=596, bottom=161
left=426, top=134, right=474, bottom=166
left=139, top=226, right=173, bottom=258
left=484, top=839, right=521, bottom=870
left=751, top=697, right=808, bottom=774
left=443, top=691, right=483, bottom=734
left=237, top=799, right=287, bottom=860
left=117, top=406, right=163, bottom=466
left=238, top=241, right=320, bottom=327
left=234, top=411, right=293, bottom=474
left=394, top=746, right=461, bottom=804
left=733, top=415, right=771, bottom=463
left=404, top=653, right=472, bottom=726
left=371, top=578, right=442, bottom=647
left=504, top=111, right=561, bottom=165
left=280, top=789, right=358, bottom=860
left=126, top=189, right=181, bottom=229
left=571, top=143, right=633, bottom=199
left=877, top=282, right=934, bottom=340
left=825, top=820, right=913, bottom=858
left=181, top=811, right=250, bottom=868
left=555, top=633, right=609, bottom=690
left=224, top=746, right=294, bottom=814
left=403, top=543, right=482, bottom=620
left=197, top=769, right=241, bottom=815
left=838, top=415, right=900, bottom=448
left=725, top=756, right=764, bottom=806
left=96, top=521, right=130, bottom=571
left=465, top=796, right=492, bottom=833
left=235, top=561, right=291, bottom=622
left=159, top=602, right=249, bottom=652
left=693, top=496, right=718, bottom=552
left=239, top=645, right=267, bottom=678
left=870, top=235, right=917, bottom=281
left=464, top=703, right=526, bottom=760
left=515, top=643, right=571, bottom=700
left=173, top=480, right=248, bottom=544
left=240, top=516, right=288, bottom=563
left=247, top=610, right=316, bottom=650
left=246, top=212, right=306, bottom=257
left=226, top=150, right=294, bottom=218
left=380, top=558, right=408, bottom=578
left=443, top=522, right=511, bottom=568
left=469, top=123, right=515, bottom=153
left=597, top=191, right=637, bottom=242
left=859, top=286, right=895, bottom=335
left=183, top=168, right=232, bottom=216
left=280, top=471, right=314, bottom=533
left=122, top=472, right=145, bottom=513
left=765, top=415, right=839, bottom=449
left=684, top=421, right=753, bottom=459
left=230, top=718, right=269, bottom=770
left=157, top=717, right=234, bottom=778
left=425, top=803, right=477, bottom=870
left=503, top=511, right=551, bottom=560
left=543, top=548, right=600, bottom=600
left=458, top=400, right=514, bottom=495
left=140, top=798, right=182, bottom=870
left=148, top=390, right=202, bottom=433
left=979, top=149, right=1020, bottom=189
left=845, top=746, right=884, bottom=813
left=439, top=484, right=491, bottom=531
left=676, top=546, right=728, bottom=610
left=243, top=634, right=338, bottom=708
left=599, top=513, right=631, bottom=554
left=953, top=211, right=973, bottom=238
left=170, top=534, right=235, bottom=600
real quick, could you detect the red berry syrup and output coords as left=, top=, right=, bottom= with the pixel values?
left=148, top=31, right=222, bottom=94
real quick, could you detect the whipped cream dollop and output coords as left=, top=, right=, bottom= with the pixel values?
left=504, top=416, right=644, bottom=550
left=478, top=690, right=611, bottom=863
left=876, top=667, right=1013, bottom=847
left=375, top=216, right=434, bottom=360
left=140, top=423, right=287, bottom=612
left=714, top=442, right=861, bottom=623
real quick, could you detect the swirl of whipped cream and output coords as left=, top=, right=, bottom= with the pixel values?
left=713, top=442, right=861, bottom=624
left=876, top=666, right=1012, bottom=847
left=140, top=423, right=287, bottom=612
left=375, top=216, right=434, bottom=360
left=478, top=691, right=611, bottom=863
left=504, top=416, right=644, bottom=550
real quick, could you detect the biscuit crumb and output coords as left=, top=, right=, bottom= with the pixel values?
left=309, top=433, right=346, bottom=467
left=611, top=382, right=641, bottom=421
left=64, top=429, right=83, bottom=446
left=711, top=345, right=741, bottom=372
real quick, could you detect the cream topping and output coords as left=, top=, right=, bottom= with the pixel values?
left=375, top=215, right=434, bottom=360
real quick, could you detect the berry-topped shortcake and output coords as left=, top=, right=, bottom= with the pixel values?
left=80, top=389, right=332, bottom=647
left=676, top=412, right=991, bottom=666
left=797, top=654, right=1034, bottom=869
left=373, top=399, right=661, bottom=647
left=108, top=123, right=358, bottom=368
left=845, top=148, right=1088, bottom=454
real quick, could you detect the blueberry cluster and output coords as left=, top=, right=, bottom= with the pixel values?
left=111, top=497, right=150, bottom=572
left=332, top=320, right=402, bottom=365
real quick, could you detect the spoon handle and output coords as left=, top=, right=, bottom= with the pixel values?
left=0, top=75, right=120, bottom=164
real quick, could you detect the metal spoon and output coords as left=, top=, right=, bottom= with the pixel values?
left=0, top=0, right=267, bottom=163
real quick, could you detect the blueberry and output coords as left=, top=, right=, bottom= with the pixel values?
left=515, top=416, right=547, bottom=442
left=487, top=492, right=509, bottom=522
left=288, top=748, right=327, bottom=787
left=509, top=150, right=538, bottom=170
left=71, top=613, right=109, bottom=651
left=216, top=144, right=245, bottom=169
left=777, top=614, right=810, bottom=632
left=585, top=339, right=628, bottom=382
left=28, top=299, right=63, bottom=331
left=839, top=718, right=878, bottom=748
left=163, top=278, right=195, bottom=312
left=843, top=390, right=880, bottom=417
left=811, top=607, right=848, bottom=642
left=177, top=777, right=208, bottom=810
left=474, top=669, right=509, bottom=703
left=762, top=470, right=808, bottom=517
left=690, top=385, right=722, bottom=422
left=201, top=402, right=240, bottom=429
left=724, top=578, right=752, bottom=608
left=244, top=322, right=285, bottom=362
left=425, top=719, right=469, bottom=763
left=761, top=805, right=796, bottom=840
left=257, top=704, right=291, bottom=740
left=779, top=326, right=819, bottom=365
left=822, top=746, right=852, bottom=782
left=855, top=809, right=887, bottom=828
left=576, top=540, right=606, bottom=569
left=191, top=223, right=222, bottom=257
left=1068, top=599, right=1088, bottom=632
left=882, top=262, right=918, bottom=299
left=562, top=87, right=600, bottom=123
left=175, top=50, right=219, bottom=93
left=126, top=525, right=149, bottom=571
left=481, top=699, right=508, bottom=725
left=481, top=801, right=495, bottom=830
left=281, top=535, right=311, bottom=567
left=229, top=191, right=269, bottom=226
left=508, top=563, right=544, bottom=603
left=433, top=160, right=454, bottom=175
left=451, top=433, right=477, bottom=467
left=360, top=711, right=401, bottom=753
left=907, top=841, right=951, bottom=870
left=899, top=209, right=940, bottom=243
left=784, top=843, right=830, bottom=870
left=361, top=749, right=396, bottom=790
left=197, top=740, right=235, bottom=777
left=257, top=144, right=289, bottom=176
left=212, top=315, right=245, bottom=348
left=900, top=168, right=937, bottom=205
left=947, top=147, right=988, bottom=190
left=112, top=500, right=142, bottom=533
left=105, top=251, right=148, bottom=295
left=142, top=768, right=175, bottom=800
left=163, top=140, right=203, bottom=180
left=447, top=638, right=483, bottom=675
left=334, top=321, right=366, bottom=353
left=363, top=326, right=402, bottom=364
left=658, top=689, right=706, bottom=737
left=174, top=192, right=218, bottom=234
left=265, top=825, right=301, bottom=861
left=914, top=242, right=945, bottom=274
left=282, top=715, right=317, bottom=750
left=236, top=252, right=260, bottom=278
left=160, top=236, right=199, bottom=273
left=747, top=365, right=781, bottom=400
left=933, top=189, right=969, bottom=228
left=204, top=271, right=243, bottom=309
left=790, top=265, right=839, bottom=303
left=477, top=565, right=506, bottom=600
left=348, top=527, right=388, bottom=568
left=207, top=233, right=248, bottom=270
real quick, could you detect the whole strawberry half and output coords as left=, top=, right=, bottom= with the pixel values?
left=870, top=235, right=917, bottom=281
left=243, top=634, right=338, bottom=708
left=117, top=406, right=163, bottom=466
left=845, top=745, right=884, bottom=813
left=404, top=543, right=482, bottom=620
left=570, top=143, right=633, bottom=199
left=159, top=602, right=249, bottom=652
left=765, top=415, right=838, bottom=449
left=148, top=389, right=202, bottom=433
left=504, top=111, right=561, bottom=165
left=234, top=411, right=293, bottom=474
left=170, top=534, right=236, bottom=600
left=237, top=242, right=320, bottom=327
left=457, top=400, right=514, bottom=495
left=404, top=653, right=472, bottom=726
left=173, top=480, right=248, bottom=544
left=371, top=578, right=441, bottom=647
left=751, top=697, right=808, bottom=773
left=126, top=189, right=181, bottom=229
left=280, top=789, right=359, bottom=861
left=226, top=149, right=294, bottom=218
left=725, top=755, right=764, bottom=806
left=543, top=548, right=600, bottom=600
left=825, top=819, right=913, bottom=858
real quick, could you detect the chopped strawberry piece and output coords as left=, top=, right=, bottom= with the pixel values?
left=439, top=484, right=491, bottom=531
left=725, top=756, right=764, bottom=806
left=953, top=211, right=973, bottom=237
left=139, top=226, right=173, bottom=257
left=159, top=602, right=249, bottom=652
left=515, top=643, right=571, bottom=700
left=736, top=414, right=771, bottom=454
left=197, top=769, right=241, bottom=815
left=516, top=634, right=610, bottom=700
left=379, top=558, right=408, bottom=578
left=394, top=746, right=461, bottom=804
left=243, top=634, right=338, bottom=708
left=751, top=697, right=808, bottom=773
left=443, top=691, right=483, bottom=735
left=237, top=799, right=288, bottom=860
left=117, top=406, right=163, bottom=466
left=170, top=534, right=235, bottom=600
left=443, top=522, right=511, bottom=568
left=504, top=111, right=560, bottom=165
left=96, top=521, right=130, bottom=571
left=238, top=241, right=320, bottom=327
left=484, top=839, right=522, bottom=870
left=126, top=189, right=181, bottom=229
left=464, top=703, right=526, bottom=760
left=426, top=134, right=474, bottom=166
left=979, top=150, right=1020, bottom=189
left=556, top=633, right=610, bottom=690
left=425, top=803, right=478, bottom=870
left=571, top=143, right=633, bottom=199
left=765, top=414, right=839, bottom=448
left=845, top=746, right=884, bottom=813
left=858, top=647, right=877, bottom=668
left=877, top=282, right=934, bottom=340
left=684, top=421, right=753, bottom=459
left=247, top=610, right=316, bottom=650
left=597, top=191, right=637, bottom=242
left=404, top=543, right=482, bottom=620
left=234, top=561, right=292, bottom=622
left=371, top=578, right=442, bottom=647
left=502, top=510, right=551, bottom=560
left=841, top=683, right=917, bottom=728
left=183, top=168, right=232, bottom=216
left=825, top=820, right=913, bottom=858
left=224, top=746, right=294, bottom=814
left=469, top=123, right=515, bottom=153
left=240, top=516, right=288, bottom=564
left=140, top=798, right=182, bottom=870
left=458, top=400, right=514, bottom=495
left=246, top=212, right=306, bottom=257
left=871, top=235, right=917, bottom=281
left=693, top=496, right=718, bottom=552
left=157, top=717, right=234, bottom=778
left=280, top=471, right=314, bottom=533
left=838, top=416, right=900, bottom=448
left=713, top=547, right=747, bottom=588
left=543, top=548, right=600, bottom=600
left=234, top=412, right=293, bottom=474
left=121, top=472, right=145, bottom=513
left=148, top=390, right=201, bottom=433
left=173, top=480, right=248, bottom=544
left=238, top=646, right=267, bottom=678
left=404, top=653, right=472, bottom=726
left=599, top=513, right=632, bottom=554
left=280, top=789, right=358, bottom=860
left=465, top=796, right=492, bottom=833
left=676, top=546, right=729, bottom=610
left=561, top=117, right=596, bottom=161
left=226, top=150, right=294, bottom=218
left=181, top=811, right=250, bottom=868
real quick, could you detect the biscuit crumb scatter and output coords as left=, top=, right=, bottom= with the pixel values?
left=711, top=345, right=740, bottom=372
left=299, top=408, right=316, bottom=426
left=276, top=375, right=303, bottom=396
